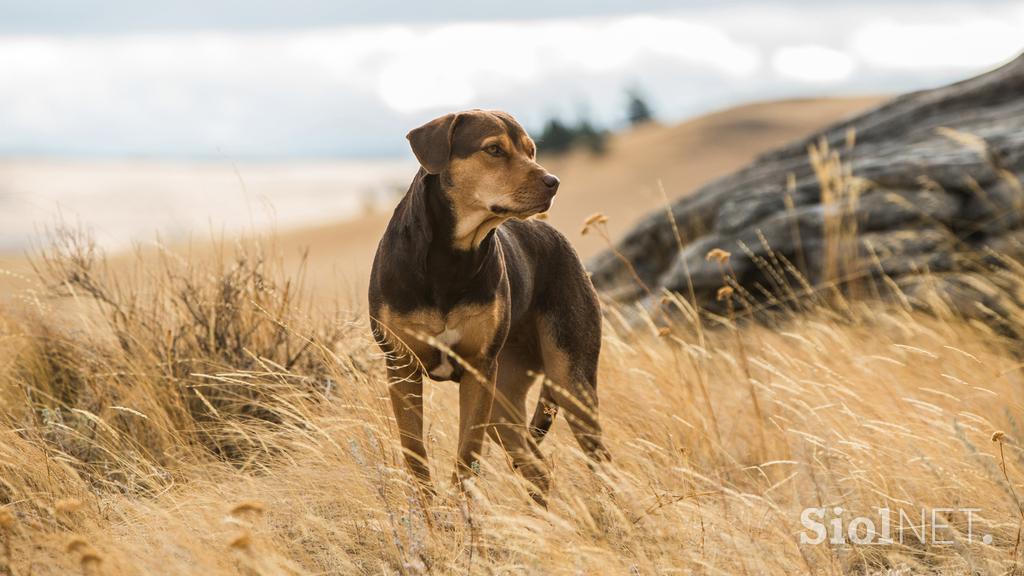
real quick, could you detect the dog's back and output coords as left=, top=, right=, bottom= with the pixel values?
left=497, top=218, right=600, bottom=336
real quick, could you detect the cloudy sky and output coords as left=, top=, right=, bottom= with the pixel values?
left=1, top=1, right=1022, bottom=159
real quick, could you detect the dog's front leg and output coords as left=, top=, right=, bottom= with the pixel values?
left=387, top=360, right=432, bottom=493
left=454, top=362, right=497, bottom=487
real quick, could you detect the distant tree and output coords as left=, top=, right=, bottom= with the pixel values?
left=536, top=115, right=609, bottom=157
left=626, top=88, right=655, bottom=126
left=537, top=118, right=575, bottom=154
left=574, top=119, right=608, bottom=155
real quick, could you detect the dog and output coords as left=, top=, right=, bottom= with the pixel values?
left=368, top=109, right=609, bottom=503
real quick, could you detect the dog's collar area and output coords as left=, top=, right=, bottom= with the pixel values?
left=487, top=203, right=549, bottom=219
left=451, top=210, right=506, bottom=252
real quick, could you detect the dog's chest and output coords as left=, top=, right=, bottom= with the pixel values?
left=379, top=301, right=504, bottom=379
left=427, top=326, right=463, bottom=380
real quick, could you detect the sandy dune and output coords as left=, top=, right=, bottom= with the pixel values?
left=276, top=96, right=885, bottom=300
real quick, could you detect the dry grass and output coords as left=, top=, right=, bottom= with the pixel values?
left=3, top=142, right=1024, bottom=574
left=0, top=234, right=1023, bottom=575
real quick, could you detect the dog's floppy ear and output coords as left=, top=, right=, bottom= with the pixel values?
left=406, top=113, right=461, bottom=175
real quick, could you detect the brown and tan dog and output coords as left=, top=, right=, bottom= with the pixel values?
left=369, top=109, right=609, bottom=503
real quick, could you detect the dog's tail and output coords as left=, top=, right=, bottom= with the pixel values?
left=528, top=385, right=558, bottom=443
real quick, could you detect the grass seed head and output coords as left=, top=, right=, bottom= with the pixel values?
left=706, top=248, right=731, bottom=263
left=66, top=536, right=89, bottom=554
left=230, top=530, right=253, bottom=551
left=580, top=212, right=609, bottom=235
left=230, top=501, right=265, bottom=517
left=0, top=509, right=15, bottom=530
left=80, top=551, right=103, bottom=568
left=55, top=498, right=84, bottom=515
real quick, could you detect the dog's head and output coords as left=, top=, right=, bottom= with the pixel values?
left=407, top=109, right=559, bottom=219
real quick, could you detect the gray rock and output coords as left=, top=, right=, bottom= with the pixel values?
left=896, top=272, right=1024, bottom=337
left=957, top=176, right=1024, bottom=236
left=858, top=228, right=956, bottom=278
left=589, top=52, right=1024, bottom=324
left=982, top=229, right=1024, bottom=261
left=857, top=188, right=961, bottom=231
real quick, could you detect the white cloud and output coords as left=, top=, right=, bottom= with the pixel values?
left=0, top=15, right=762, bottom=139
left=772, top=45, right=856, bottom=83
left=372, top=17, right=761, bottom=113
left=850, top=17, right=1024, bottom=70
left=0, top=3, right=1022, bottom=157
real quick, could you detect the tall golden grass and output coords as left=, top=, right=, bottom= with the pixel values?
left=2, top=140, right=1024, bottom=574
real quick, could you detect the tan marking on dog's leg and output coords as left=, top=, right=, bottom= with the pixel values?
left=387, top=359, right=433, bottom=495
left=487, top=351, right=550, bottom=504
left=538, top=327, right=610, bottom=462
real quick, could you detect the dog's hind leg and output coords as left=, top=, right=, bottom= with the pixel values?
left=528, top=384, right=558, bottom=443
left=488, top=349, right=550, bottom=503
left=537, top=316, right=611, bottom=463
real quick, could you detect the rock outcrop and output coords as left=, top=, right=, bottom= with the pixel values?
left=589, top=53, right=1024, bottom=326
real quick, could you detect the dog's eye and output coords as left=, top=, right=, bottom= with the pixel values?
left=484, top=144, right=503, bottom=157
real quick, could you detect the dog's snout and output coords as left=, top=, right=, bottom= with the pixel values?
left=542, top=173, right=560, bottom=192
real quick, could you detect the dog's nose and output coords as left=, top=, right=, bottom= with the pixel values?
left=542, top=173, right=560, bottom=192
